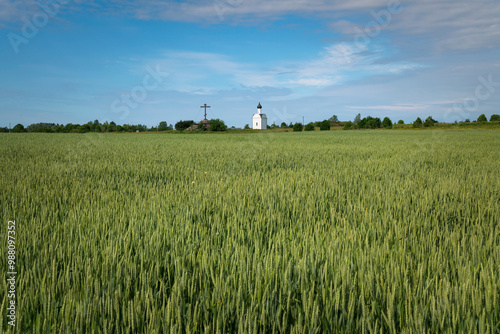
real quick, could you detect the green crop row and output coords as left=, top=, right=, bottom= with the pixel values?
left=0, top=130, right=499, bottom=333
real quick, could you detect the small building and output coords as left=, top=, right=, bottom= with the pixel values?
left=252, top=102, right=267, bottom=130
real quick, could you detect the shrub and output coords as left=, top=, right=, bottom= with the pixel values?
left=209, top=119, right=227, bottom=132
left=304, top=123, right=315, bottom=131
left=398, top=120, right=404, bottom=125
left=293, top=123, right=303, bottom=132
left=320, top=120, right=331, bottom=131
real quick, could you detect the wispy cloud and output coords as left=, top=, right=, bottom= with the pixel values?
left=86, top=0, right=500, bottom=52
left=3, top=0, right=499, bottom=52
left=0, top=0, right=37, bottom=27
left=346, top=104, right=430, bottom=112
left=148, top=40, right=422, bottom=101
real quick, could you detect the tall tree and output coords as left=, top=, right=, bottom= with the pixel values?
left=12, top=124, right=24, bottom=133
left=413, top=117, right=423, bottom=128
left=158, top=121, right=168, bottom=131
left=423, top=116, right=437, bottom=127
left=353, top=113, right=361, bottom=125
left=329, top=115, right=339, bottom=124
left=382, top=117, right=393, bottom=129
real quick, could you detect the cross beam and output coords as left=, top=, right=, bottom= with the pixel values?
left=200, top=104, right=211, bottom=120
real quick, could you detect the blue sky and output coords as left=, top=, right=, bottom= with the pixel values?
left=1, top=0, right=499, bottom=127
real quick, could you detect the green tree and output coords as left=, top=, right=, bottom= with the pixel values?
left=320, top=120, right=331, bottom=131
left=382, top=117, right=393, bottom=129
left=490, top=114, right=500, bottom=121
left=64, top=123, right=78, bottom=132
left=359, top=116, right=381, bottom=129
left=413, top=117, right=423, bottom=128
left=209, top=119, right=227, bottom=132
left=12, top=123, right=24, bottom=133
left=175, top=120, right=195, bottom=131
left=367, top=118, right=381, bottom=129
left=244, top=124, right=250, bottom=129
left=78, top=123, right=91, bottom=133
left=329, top=115, right=339, bottom=124
left=293, top=123, right=303, bottom=132
left=343, top=121, right=353, bottom=130
left=107, top=121, right=116, bottom=132
left=304, top=122, right=315, bottom=131
left=288, top=122, right=294, bottom=128
left=423, top=116, right=437, bottom=127
left=158, top=121, right=168, bottom=131
left=26, top=123, right=57, bottom=132
left=353, top=113, right=361, bottom=125
left=477, top=114, right=487, bottom=122
left=280, top=122, right=287, bottom=128
left=397, top=120, right=404, bottom=125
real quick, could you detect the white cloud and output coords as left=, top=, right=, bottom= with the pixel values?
left=0, top=0, right=37, bottom=26
left=146, top=39, right=422, bottom=101
left=2, top=0, right=499, bottom=52
left=346, top=104, right=429, bottom=112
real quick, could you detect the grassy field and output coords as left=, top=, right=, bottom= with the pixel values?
left=1, top=130, right=499, bottom=333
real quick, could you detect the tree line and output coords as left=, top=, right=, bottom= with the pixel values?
left=249, top=113, right=500, bottom=131
left=3, top=119, right=230, bottom=133
left=4, top=114, right=499, bottom=133
left=2, top=120, right=174, bottom=133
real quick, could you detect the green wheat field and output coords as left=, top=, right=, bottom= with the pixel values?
left=1, top=129, right=499, bottom=333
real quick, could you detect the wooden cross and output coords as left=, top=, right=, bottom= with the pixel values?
left=200, top=104, right=211, bottom=120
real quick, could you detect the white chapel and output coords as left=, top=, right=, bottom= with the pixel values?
left=252, top=102, right=267, bottom=130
